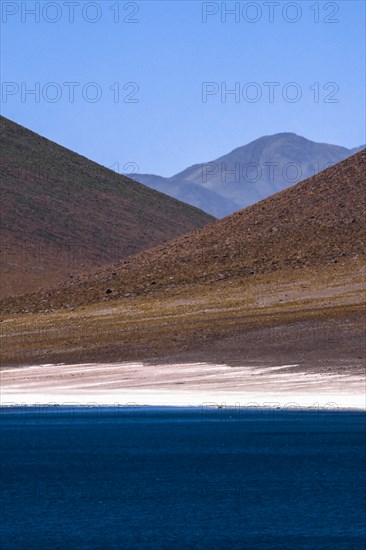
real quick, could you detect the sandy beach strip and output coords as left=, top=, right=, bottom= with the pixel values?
left=1, top=362, right=365, bottom=409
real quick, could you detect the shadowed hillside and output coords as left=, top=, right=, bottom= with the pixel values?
left=2, top=149, right=364, bottom=314
left=0, top=117, right=214, bottom=297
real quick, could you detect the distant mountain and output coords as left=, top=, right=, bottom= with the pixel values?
left=5, top=148, right=364, bottom=314
left=136, top=134, right=364, bottom=217
left=132, top=174, right=238, bottom=218
left=0, top=116, right=214, bottom=297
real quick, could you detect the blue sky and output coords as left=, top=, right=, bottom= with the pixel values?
left=1, top=0, right=365, bottom=176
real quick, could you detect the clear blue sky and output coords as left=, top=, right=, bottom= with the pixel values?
left=1, top=0, right=365, bottom=176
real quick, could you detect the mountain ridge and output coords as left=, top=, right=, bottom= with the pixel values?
left=136, top=134, right=364, bottom=217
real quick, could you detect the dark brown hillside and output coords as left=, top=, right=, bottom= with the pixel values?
left=2, top=149, right=364, bottom=315
left=0, top=116, right=214, bottom=297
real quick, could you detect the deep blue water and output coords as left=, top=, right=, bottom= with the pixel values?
left=1, top=406, right=365, bottom=549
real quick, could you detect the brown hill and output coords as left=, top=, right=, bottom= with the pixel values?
left=0, top=116, right=214, bottom=298
left=3, top=148, right=364, bottom=314
left=0, top=150, right=365, bottom=369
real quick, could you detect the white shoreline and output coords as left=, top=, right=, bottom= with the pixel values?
left=1, top=362, right=365, bottom=410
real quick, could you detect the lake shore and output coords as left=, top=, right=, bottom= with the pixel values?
left=1, top=361, right=364, bottom=409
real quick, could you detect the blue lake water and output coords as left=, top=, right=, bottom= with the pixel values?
left=1, top=406, right=365, bottom=549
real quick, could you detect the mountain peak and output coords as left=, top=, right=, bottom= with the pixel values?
left=165, top=133, right=360, bottom=216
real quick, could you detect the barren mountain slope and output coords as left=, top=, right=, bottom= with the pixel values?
left=0, top=116, right=214, bottom=297
left=1, top=151, right=365, bottom=368
left=2, top=149, right=364, bottom=314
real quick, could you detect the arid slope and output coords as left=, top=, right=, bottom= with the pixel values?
left=2, top=149, right=364, bottom=313
left=0, top=150, right=365, bottom=368
left=0, top=116, right=214, bottom=298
